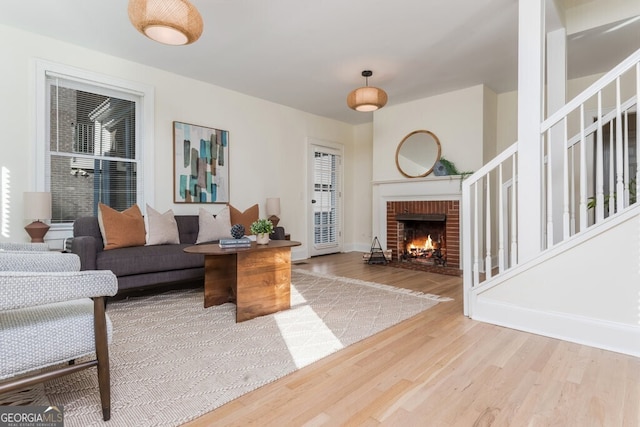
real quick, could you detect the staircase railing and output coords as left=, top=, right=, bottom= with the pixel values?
left=462, top=48, right=640, bottom=316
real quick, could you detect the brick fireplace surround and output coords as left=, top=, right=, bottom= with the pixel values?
left=386, top=200, right=461, bottom=276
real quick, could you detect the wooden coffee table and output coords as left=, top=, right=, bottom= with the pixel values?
left=184, top=240, right=301, bottom=322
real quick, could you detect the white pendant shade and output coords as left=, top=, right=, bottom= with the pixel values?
left=128, top=0, right=203, bottom=46
left=144, top=26, right=189, bottom=46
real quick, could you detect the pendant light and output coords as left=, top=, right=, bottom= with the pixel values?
left=128, top=0, right=204, bottom=46
left=347, top=70, right=388, bottom=112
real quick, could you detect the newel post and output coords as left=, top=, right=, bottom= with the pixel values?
left=516, top=0, right=545, bottom=263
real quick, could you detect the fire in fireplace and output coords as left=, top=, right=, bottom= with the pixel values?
left=397, top=213, right=447, bottom=266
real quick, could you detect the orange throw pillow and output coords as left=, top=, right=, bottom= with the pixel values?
left=229, top=204, right=259, bottom=235
left=98, top=203, right=146, bottom=250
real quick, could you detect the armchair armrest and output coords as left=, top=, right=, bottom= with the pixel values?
left=71, top=235, right=103, bottom=270
left=0, top=243, right=49, bottom=252
left=0, top=270, right=118, bottom=311
left=0, top=252, right=81, bottom=272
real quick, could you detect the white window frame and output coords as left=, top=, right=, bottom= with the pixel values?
left=33, top=59, right=155, bottom=243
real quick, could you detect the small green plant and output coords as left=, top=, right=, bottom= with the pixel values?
left=587, top=178, right=637, bottom=210
left=438, top=156, right=474, bottom=180
left=250, top=218, right=274, bottom=235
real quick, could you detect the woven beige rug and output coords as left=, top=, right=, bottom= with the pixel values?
left=31, top=270, right=451, bottom=426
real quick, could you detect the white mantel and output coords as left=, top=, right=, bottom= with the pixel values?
left=372, top=176, right=462, bottom=250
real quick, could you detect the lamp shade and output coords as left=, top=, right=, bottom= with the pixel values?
left=347, top=70, right=388, bottom=112
left=266, top=198, right=281, bottom=217
left=24, top=192, right=51, bottom=221
left=128, top=0, right=203, bottom=45
left=347, top=86, right=388, bottom=112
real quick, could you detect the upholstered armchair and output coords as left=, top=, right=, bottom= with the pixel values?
left=0, top=242, right=49, bottom=251
left=0, top=247, right=118, bottom=421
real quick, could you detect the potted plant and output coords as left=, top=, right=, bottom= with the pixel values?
left=250, top=218, right=274, bottom=244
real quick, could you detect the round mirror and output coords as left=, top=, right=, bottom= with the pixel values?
left=395, top=130, right=442, bottom=178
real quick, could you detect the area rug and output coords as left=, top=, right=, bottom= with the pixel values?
left=21, top=270, right=452, bottom=426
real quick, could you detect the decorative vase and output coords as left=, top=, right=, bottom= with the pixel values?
left=230, top=224, right=245, bottom=239
left=433, top=160, right=448, bottom=176
left=256, top=233, right=270, bottom=245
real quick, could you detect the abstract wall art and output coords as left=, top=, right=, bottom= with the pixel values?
left=173, top=121, right=229, bottom=203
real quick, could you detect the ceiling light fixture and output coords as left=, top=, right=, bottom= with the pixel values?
left=347, top=70, right=388, bottom=112
left=128, top=0, right=204, bottom=46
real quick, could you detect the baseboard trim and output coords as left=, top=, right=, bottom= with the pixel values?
left=473, top=297, right=640, bottom=357
left=291, top=247, right=307, bottom=262
left=345, top=243, right=371, bottom=253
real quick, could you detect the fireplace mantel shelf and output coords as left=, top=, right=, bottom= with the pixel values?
left=372, top=175, right=465, bottom=186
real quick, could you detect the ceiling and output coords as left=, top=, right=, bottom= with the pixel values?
left=1, top=0, right=639, bottom=125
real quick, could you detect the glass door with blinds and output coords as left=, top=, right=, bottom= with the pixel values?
left=309, top=143, right=343, bottom=256
left=46, top=75, right=141, bottom=223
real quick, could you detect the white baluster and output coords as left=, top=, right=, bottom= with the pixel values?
left=595, top=92, right=605, bottom=222
left=498, top=164, right=505, bottom=272
left=485, top=174, right=492, bottom=280
left=579, top=104, right=588, bottom=231
left=615, top=78, right=625, bottom=213
left=563, top=118, right=570, bottom=239
left=510, top=153, right=518, bottom=267
left=609, top=118, right=615, bottom=217
left=623, top=111, right=630, bottom=207
left=473, top=182, right=480, bottom=286
left=462, top=176, right=473, bottom=316
left=637, top=64, right=640, bottom=200
left=546, top=128, right=553, bottom=248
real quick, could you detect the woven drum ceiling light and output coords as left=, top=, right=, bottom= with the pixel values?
left=128, top=0, right=203, bottom=46
left=346, top=70, right=388, bottom=112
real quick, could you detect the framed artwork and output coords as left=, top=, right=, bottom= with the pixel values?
left=173, top=121, right=229, bottom=203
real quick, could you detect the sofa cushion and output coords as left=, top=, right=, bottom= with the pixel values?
left=229, top=204, right=259, bottom=235
left=175, top=216, right=199, bottom=244
left=196, top=207, right=232, bottom=243
left=145, top=205, right=180, bottom=245
left=98, top=204, right=146, bottom=250
left=96, top=244, right=204, bottom=277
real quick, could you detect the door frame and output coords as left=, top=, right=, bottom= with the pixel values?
left=307, top=138, right=344, bottom=257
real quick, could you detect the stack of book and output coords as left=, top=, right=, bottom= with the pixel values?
left=219, top=237, right=252, bottom=249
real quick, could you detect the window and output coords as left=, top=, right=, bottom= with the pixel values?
left=35, top=60, right=154, bottom=234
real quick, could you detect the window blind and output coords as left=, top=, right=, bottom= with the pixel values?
left=47, top=75, right=139, bottom=222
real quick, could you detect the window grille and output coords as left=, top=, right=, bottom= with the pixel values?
left=46, top=75, right=140, bottom=223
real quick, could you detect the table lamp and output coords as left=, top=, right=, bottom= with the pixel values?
left=24, top=192, right=52, bottom=243
left=266, top=197, right=281, bottom=227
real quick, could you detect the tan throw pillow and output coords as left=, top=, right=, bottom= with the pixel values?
left=97, top=203, right=146, bottom=250
left=196, top=206, right=232, bottom=243
left=229, top=204, right=259, bottom=235
left=145, top=205, right=180, bottom=245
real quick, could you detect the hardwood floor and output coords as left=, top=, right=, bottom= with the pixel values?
left=185, top=252, right=640, bottom=426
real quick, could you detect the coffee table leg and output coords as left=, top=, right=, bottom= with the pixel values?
left=204, top=254, right=237, bottom=308
left=235, top=247, right=291, bottom=322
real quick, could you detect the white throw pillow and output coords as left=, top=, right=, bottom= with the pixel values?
left=145, top=205, right=180, bottom=245
left=196, top=206, right=232, bottom=243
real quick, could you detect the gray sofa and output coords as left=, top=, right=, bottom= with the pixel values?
left=72, top=215, right=205, bottom=294
left=72, top=215, right=287, bottom=295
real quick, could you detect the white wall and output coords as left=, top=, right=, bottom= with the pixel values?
left=482, top=86, right=498, bottom=164
left=345, top=123, right=374, bottom=252
left=480, top=210, right=639, bottom=324
left=372, top=85, right=487, bottom=183
left=473, top=206, right=640, bottom=356
left=565, top=0, right=640, bottom=35
left=0, top=25, right=367, bottom=260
